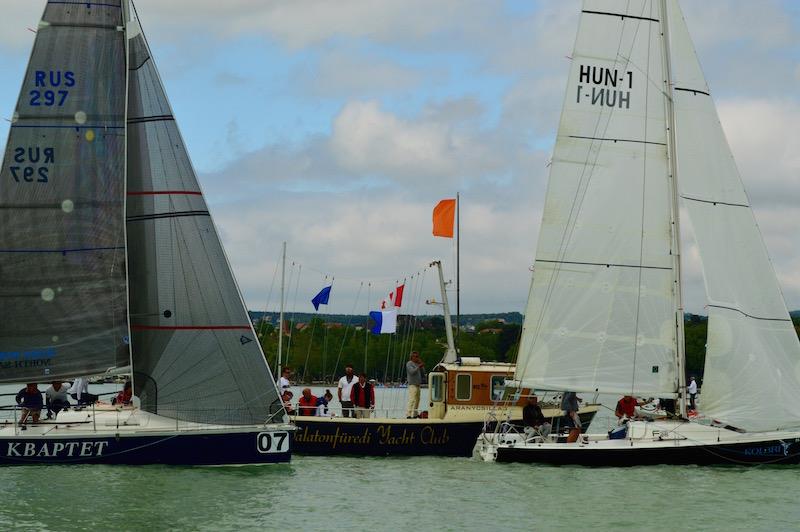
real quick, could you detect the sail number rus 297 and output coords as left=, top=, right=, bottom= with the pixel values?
left=29, top=70, right=75, bottom=107
left=575, top=64, right=632, bottom=109
left=9, top=147, right=54, bottom=183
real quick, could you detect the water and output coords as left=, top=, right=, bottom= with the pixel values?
left=0, top=384, right=797, bottom=530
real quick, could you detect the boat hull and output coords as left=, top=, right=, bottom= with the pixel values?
left=293, top=410, right=596, bottom=457
left=0, top=426, right=293, bottom=466
left=493, top=438, right=800, bottom=466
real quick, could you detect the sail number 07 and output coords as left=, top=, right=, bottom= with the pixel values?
left=256, top=431, right=289, bottom=454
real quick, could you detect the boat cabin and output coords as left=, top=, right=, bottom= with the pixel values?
left=427, top=357, right=531, bottom=420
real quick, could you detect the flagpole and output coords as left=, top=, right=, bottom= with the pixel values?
left=277, top=241, right=286, bottom=381
left=456, top=192, right=460, bottom=347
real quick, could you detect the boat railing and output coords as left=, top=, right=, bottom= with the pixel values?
left=290, top=406, right=422, bottom=419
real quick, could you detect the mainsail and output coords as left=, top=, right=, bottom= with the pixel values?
left=0, top=1, right=129, bottom=381
left=666, top=0, right=800, bottom=431
left=515, top=0, right=679, bottom=396
left=125, top=4, right=284, bottom=425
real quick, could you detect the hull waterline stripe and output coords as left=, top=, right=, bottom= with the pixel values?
left=0, top=246, right=124, bottom=254
left=127, top=210, right=210, bottom=222
left=131, top=325, right=252, bottom=331
left=568, top=135, right=666, bottom=146
left=680, top=195, right=749, bottom=208
left=127, top=114, right=175, bottom=124
left=537, top=259, right=671, bottom=271
left=127, top=190, right=202, bottom=196
left=707, top=304, right=792, bottom=323
left=582, top=10, right=659, bottom=23
left=674, top=87, right=711, bottom=96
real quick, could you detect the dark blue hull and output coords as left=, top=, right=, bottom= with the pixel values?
left=0, top=428, right=293, bottom=466
left=495, top=438, right=800, bottom=466
left=293, top=411, right=596, bottom=457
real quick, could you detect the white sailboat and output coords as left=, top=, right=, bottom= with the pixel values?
left=0, top=0, right=292, bottom=464
left=475, top=0, right=800, bottom=465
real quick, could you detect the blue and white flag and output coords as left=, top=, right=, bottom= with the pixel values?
left=311, top=285, right=332, bottom=311
left=369, top=309, right=397, bottom=334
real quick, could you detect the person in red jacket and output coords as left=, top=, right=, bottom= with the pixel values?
left=298, top=388, right=318, bottom=416
left=350, top=374, right=375, bottom=419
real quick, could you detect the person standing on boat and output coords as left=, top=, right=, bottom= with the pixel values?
left=350, top=373, right=375, bottom=419
left=70, top=376, right=98, bottom=405
left=44, top=381, right=71, bottom=419
left=338, top=364, right=357, bottom=417
left=15, top=383, right=43, bottom=425
left=522, top=395, right=551, bottom=439
left=278, top=367, right=292, bottom=391
left=405, top=351, right=425, bottom=418
left=298, top=388, right=319, bottom=416
left=561, top=391, right=582, bottom=436
left=688, top=376, right=698, bottom=411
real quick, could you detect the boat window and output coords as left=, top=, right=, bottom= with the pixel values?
left=491, top=375, right=506, bottom=401
left=455, top=374, right=472, bottom=401
left=430, top=374, right=444, bottom=402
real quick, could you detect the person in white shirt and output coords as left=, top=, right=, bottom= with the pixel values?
left=337, top=364, right=357, bottom=417
left=45, top=381, right=71, bottom=419
left=278, top=367, right=292, bottom=391
left=688, top=376, right=698, bottom=411
left=70, top=376, right=98, bottom=405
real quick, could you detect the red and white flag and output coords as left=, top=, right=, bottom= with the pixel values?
left=381, top=283, right=405, bottom=309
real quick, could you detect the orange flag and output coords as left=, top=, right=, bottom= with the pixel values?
left=432, top=198, right=456, bottom=238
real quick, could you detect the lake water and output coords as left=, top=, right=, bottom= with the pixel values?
left=0, top=384, right=797, bottom=531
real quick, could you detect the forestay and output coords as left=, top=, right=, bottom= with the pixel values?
left=125, top=4, right=284, bottom=425
left=667, top=0, right=800, bottom=431
left=515, top=0, right=679, bottom=396
left=0, top=1, right=129, bottom=381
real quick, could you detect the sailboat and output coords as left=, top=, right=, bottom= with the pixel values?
left=0, top=0, right=292, bottom=464
left=475, top=0, right=800, bottom=466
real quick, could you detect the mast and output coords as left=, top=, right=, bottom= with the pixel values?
left=660, top=0, right=688, bottom=418
left=123, top=0, right=138, bottom=394
left=431, top=260, right=457, bottom=363
left=277, top=241, right=286, bottom=379
left=456, top=192, right=460, bottom=346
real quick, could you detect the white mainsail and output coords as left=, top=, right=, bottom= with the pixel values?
left=515, top=0, right=679, bottom=396
left=667, top=0, right=800, bottom=431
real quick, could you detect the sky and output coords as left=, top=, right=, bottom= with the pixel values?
left=0, top=0, right=798, bottom=317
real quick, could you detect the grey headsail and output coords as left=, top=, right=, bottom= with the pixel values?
left=0, top=1, right=129, bottom=381
left=125, top=4, right=285, bottom=425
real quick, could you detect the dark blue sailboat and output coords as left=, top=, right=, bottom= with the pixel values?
left=0, top=0, right=292, bottom=465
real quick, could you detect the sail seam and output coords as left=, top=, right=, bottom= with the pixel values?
left=44, top=22, right=121, bottom=30
left=129, top=56, right=151, bottom=71
left=680, top=195, right=749, bottom=208
left=127, top=114, right=174, bottom=124
left=581, top=10, right=658, bottom=23
left=0, top=246, right=124, bottom=254
left=131, top=325, right=252, bottom=330
left=126, top=210, right=209, bottom=222
left=537, top=259, right=671, bottom=271
left=48, top=1, right=122, bottom=7
left=568, top=135, right=666, bottom=146
left=11, top=124, right=124, bottom=129
left=127, top=190, right=202, bottom=196
left=674, top=87, right=710, bottom=96
left=707, top=305, right=792, bottom=323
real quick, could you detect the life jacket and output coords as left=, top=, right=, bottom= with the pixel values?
left=351, top=383, right=373, bottom=408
